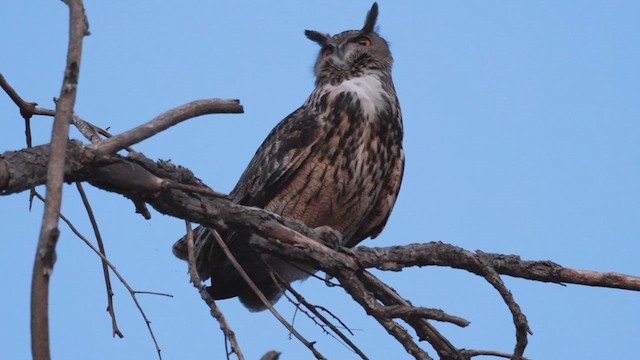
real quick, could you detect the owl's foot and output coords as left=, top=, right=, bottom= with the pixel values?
left=313, top=225, right=343, bottom=249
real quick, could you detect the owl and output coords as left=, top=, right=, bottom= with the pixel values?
left=173, top=2, right=404, bottom=311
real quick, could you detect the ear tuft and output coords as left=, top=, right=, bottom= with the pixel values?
left=361, top=3, right=379, bottom=34
left=305, top=30, right=329, bottom=46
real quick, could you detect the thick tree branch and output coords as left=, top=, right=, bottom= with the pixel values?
left=30, top=2, right=88, bottom=360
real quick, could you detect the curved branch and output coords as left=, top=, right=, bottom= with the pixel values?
left=353, top=244, right=640, bottom=291
left=88, top=99, right=243, bottom=156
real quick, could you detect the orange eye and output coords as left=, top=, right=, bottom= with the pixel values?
left=356, top=36, right=372, bottom=47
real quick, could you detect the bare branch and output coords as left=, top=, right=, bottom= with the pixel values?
left=31, top=1, right=89, bottom=359
left=353, top=244, right=640, bottom=291
left=32, top=191, right=167, bottom=359
left=270, top=271, right=369, bottom=359
left=209, top=230, right=328, bottom=360
left=333, top=270, right=433, bottom=360
left=88, top=99, right=243, bottom=156
left=380, top=305, right=469, bottom=328
left=0, top=72, right=39, bottom=120
left=184, top=221, right=245, bottom=360
left=75, top=182, right=123, bottom=338
left=475, top=251, right=530, bottom=359
left=361, top=271, right=463, bottom=359
left=460, top=349, right=531, bottom=360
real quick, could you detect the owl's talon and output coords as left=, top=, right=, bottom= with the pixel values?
left=314, top=225, right=343, bottom=249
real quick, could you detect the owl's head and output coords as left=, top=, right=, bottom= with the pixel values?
left=305, top=3, right=392, bottom=85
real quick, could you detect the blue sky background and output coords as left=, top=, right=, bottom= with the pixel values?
left=1, top=1, right=639, bottom=359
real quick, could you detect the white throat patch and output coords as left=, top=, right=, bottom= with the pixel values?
left=325, top=74, right=387, bottom=119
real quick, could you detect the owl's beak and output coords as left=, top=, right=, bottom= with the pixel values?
left=331, top=45, right=347, bottom=66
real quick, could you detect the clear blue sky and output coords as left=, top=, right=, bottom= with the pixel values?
left=2, top=1, right=639, bottom=359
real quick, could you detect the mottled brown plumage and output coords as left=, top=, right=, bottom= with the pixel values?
left=173, top=2, right=404, bottom=311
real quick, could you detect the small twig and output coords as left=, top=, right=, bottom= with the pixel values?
left=72, top=114, right=103, bottom=144
left=163, top=181, right=229, bottom=199
left=381, top=305, right=470, bottom=328
left=459, top=349, right=531, bottom=360
left=75, top=182, right=123, bottom=338
left=209, top=230, right=328, bottom=360
left=270, top=271, right=369, bottom=359
left=184, top=221, right=244, bottom=360
left=132, top=291, right=174, bottom=297
left=476, top=251, right=530, bottom=359
left=88, top=99, right=243, bottom=156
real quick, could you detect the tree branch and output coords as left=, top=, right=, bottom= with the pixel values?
left=75, top=182, right=123, bottom=338
left=30, top=2, right=88, bottom=359
left=184, top=221, right=245, bottom=360
left=88, top=99, right=243, bottom=156
left=353, top=244, right=640, bottom=291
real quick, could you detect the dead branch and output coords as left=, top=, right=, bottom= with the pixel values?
left=30, top=2, right=89, bottom=360
left=31, top=191, right=168, bottom=359
left=380, top=306, right=469, bottom=328
left=184, top=221, right=245, bottom=360
left=474, top=251, right=529, bottom=359
left=353, top=244, right=640, bottom=291
left=88, top=99, right=243, bottom=156
left=270, top=270, right=369, bottom=359
left=209, top=230, right=328, bottom=360
left=75, top=182, right=123, bottom=338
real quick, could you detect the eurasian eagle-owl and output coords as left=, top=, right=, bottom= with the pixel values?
left=173, top=2, right=404, bottom=311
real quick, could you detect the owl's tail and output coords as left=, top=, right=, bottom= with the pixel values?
left=172, top=226, right=283, bottom=311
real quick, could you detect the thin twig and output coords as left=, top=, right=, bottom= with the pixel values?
left=163, top=181, right=229, bottom=199
left=32, top=191, right=168, bottom=359
left=209, top=230, right=328, bottom=360
left=459, top=349, right=531, bottom=360
left=133, top=291, right=173, bottom=297
left=381, top=305, right=470, bottom=328
left=184, top=221, right=245, bottom=360
left=30, top=2, right=89, bottom=359
left=270, top=271, right=369, bottom=359
left=75, top=182, right=123, bottom=338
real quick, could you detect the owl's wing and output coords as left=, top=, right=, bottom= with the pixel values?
left=345, top=149, right=404, bottom=247
left=347, top=137, right=405, bottom=247
left=230, top=106, right=323, bottom=207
